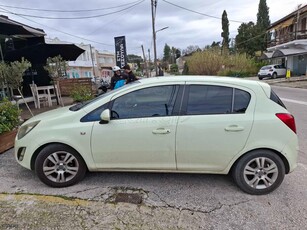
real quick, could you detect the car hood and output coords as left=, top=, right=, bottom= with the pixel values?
left=22, top=106, right=74, bottom=125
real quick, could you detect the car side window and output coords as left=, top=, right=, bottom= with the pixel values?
left=80, top=102, right=109, bottom=122
left=233, top=89, right=251, bottom=113
left=186, top=85, right=250, bottom=115
left=111, top=85, right=179, bottom=119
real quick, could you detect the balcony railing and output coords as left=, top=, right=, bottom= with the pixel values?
left=267, top=29, right=307, bottom=48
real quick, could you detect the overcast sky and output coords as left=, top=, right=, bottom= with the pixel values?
left=0, top=0, right=303, bottom=58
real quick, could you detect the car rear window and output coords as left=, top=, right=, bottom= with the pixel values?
left=261, top=66, right=271, bottom=70
left=270, top=90, right=286, bottom=109
left=186, top=85, right=251, bottom=115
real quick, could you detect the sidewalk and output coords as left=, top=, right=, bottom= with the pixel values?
left=268, top=75, right=307, bottom=88
left=20, top=96, right=74, bottom=121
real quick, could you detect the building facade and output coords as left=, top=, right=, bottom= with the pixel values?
left=46, top=38, right=116, bottom=82
left=264, top=4, right=307, bottom=76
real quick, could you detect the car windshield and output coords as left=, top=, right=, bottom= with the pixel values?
left=261, top=66, right=272, bottom=70
left=69, top=80, right=140, bottom=111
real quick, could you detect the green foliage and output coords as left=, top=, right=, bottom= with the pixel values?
left=0, top=98, right=21, bottom=134
left=44, top=55, right=67, bottom=80
left=221, top=10, right=230, bottom=54
left=257, top=0, right=270, bottom=29
left=186, top=49, right=259, bottom=77
left=0, top=58, right=31, bottom=89
left=187, top=48, right=223, bottom=75
left=70, top=85, right=94, bottom=102
left=127, top=54, right=143, bottom=63
left=170, top=64, right=179, bottom=74
left=182, top=62, right=189, bottom=75
left=163, top=43, right=171, bottom=62
left=217, top=54, right=259, bottom=77
left=235, top=22, right=258, bottom=57
left=256, top=0, right=270, bottom=52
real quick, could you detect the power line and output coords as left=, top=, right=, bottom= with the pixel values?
left=0, top=1, right=142, bottom=13
left=0, top=7, right=113, bottom=47
left=87, top=0, right=144, bottom=35
left=1, top=0, right=145, bottom=19
left=161, top=0, right=244, bottom=24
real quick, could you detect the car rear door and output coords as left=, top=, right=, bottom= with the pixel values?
left=175, top=83, right=255, bottom=172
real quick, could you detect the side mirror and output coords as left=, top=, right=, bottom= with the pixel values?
left=100, top=109, right=110, bottom=124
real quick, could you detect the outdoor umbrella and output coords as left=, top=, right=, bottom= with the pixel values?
left=0, top=15, right=46, bottom=37
left=4, top=42, right=85, bottom=63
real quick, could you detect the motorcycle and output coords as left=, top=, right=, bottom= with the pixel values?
left=98, top=79, right=110, bottom=94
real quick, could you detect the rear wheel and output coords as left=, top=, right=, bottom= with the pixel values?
left=258, top=76, right=263, bottom=80
left=272, top=73, right=277, bottom=79
left=232, top=150, right=285, bottom=195
left=35, top=144, right=87, bottom=187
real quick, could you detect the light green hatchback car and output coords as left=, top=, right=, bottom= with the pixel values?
left=15, top=76, right=298, bottom=195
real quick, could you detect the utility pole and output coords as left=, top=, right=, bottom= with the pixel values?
left=151, top=0, right=158, bottom=76
left=89, top=44, right=96, bottom=80
left=141, top=45, right=149, bottom=78
left=148, top=49, right=152, bottom=77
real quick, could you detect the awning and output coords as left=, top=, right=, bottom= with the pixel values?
left=4, top=42, right=85, bottom=63
left=260, top=52, right=273, bottom=60
left=0, top=15, right=45, bottom=37
left=272, top=48, right=307, bottom=58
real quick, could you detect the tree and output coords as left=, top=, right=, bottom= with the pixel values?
left=221, top=10, right=230, bottom=55
left=235, top=22, right=258, bottom=57
left=256, top=0, right=270, bottom=53
left=44, top=55, right=67, bottom=81
left=127, top=54, right=143, bottom=63
left=211, top=41, right=221, bottom=48
left=182, top=45, right=200, bottom=55
left=175, top=49, right=181, bottom=59
left=163, top=44, right=171, bottom=62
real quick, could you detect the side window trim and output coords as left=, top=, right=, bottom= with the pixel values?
left=181, top=84, right=251, bottom=116
left=110, top=85, right=180, bottom=120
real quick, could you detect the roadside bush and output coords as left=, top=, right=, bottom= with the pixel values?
left=187, top=49, right=223, bottom=75
left=0, top=98, right=21, bottom=134
left=70, top=85, right=94, bottom=102
left=218, top=54, right=259, bottom=77
left=170, top=64, right=179, bottom=74
left=186, top=49, right=259, bottom=77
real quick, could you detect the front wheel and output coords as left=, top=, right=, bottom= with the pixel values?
left=35, top=144, right=87, bottom=187
left=232, top=150, right=285, bottom=195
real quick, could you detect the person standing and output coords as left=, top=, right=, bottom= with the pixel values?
left=123, top=64, right=137, bottom=84
left=110, top=66, right=126, bottom=90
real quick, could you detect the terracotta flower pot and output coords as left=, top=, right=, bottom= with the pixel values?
left=0, top=129, right=18, bottom=154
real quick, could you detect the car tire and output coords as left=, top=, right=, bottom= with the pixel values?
left=258, top=77, right=263, bottom=80
left=35, top=144, right=87, bottom=187
left=272, top=73, right=277, bottom=79
left=232, top=149, right=285, bottom=195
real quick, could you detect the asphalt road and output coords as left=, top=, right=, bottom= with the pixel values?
left=0, top=85, right=307, bottom=229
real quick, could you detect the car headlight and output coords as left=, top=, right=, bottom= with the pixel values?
left=18, top=120, right=40, bottom=140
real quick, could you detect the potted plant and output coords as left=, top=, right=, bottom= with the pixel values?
left=0, top=98, right=21, bottom=153
left=0, top=58, right=31, bottom=153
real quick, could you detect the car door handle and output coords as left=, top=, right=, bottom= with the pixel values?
left=152, top=128, right=171, bottom=134
left=225, top=125, right=244, bottom=132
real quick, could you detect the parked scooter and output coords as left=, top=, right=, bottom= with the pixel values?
left=98, top=79, right=110, bottom=94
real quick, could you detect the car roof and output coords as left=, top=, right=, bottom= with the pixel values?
left=138, top=75, right=265, bottom=87
left=137, top=75, right=271, bottom=98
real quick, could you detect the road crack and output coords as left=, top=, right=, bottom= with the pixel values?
left=150, top=191, right=252, bottom=214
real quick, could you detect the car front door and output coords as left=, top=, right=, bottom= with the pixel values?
left=91, top=85, right=181, bottom=170
left=176, top=84, right=255, bottom=172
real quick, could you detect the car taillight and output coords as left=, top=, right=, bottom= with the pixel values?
left=276, top=113, right=296, bottom=134
left=269, top=68, right=273, bottom=71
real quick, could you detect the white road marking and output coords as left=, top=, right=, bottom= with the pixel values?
left=280, top=98, right=307, bottom=106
